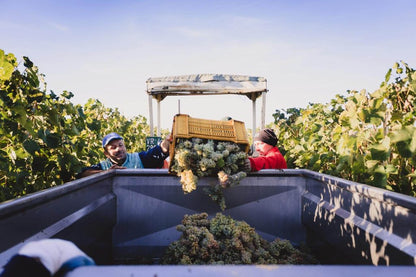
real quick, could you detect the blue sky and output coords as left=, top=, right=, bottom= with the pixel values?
left=1, top=0, right=415, bottom=130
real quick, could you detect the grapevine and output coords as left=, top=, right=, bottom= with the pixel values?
left=273, top=61, right=416, bottom=196
left=160, top=212, right=318, bottom=265
left=170, top=138, right=248, bottom=210
left=0, top=50, right=155, bottom=202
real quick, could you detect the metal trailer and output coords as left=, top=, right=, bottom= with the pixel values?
left=1, top=169, right=416, bottom=276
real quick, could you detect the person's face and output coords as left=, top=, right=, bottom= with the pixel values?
left=254, top=141, right=273, bottom=156
left=104, top=139, right=127, bottom=165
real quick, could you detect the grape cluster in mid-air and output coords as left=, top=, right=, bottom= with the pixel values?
left=170, top=138, right=248, bottom=210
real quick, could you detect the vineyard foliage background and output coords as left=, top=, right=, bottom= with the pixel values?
left=0, top=50, right=152, bottom=202
left=1, top=49, right=415, bottom=202
left=273, top=61, right=416, bottom=196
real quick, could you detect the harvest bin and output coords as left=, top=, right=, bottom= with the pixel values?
left=1, top=169, right=416, bottom=276
left=168, top=114, right=250, bottom=174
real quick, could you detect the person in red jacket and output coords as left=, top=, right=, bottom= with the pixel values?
left=246, top=128, right=287, bottom=171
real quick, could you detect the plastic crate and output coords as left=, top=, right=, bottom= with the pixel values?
left=168, top=114, right=250, bottom=173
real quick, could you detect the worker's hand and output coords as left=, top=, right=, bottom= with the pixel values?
left=109, top=164, right=126, bottom=170
left=243, top=158, right=251, bottom=172
left=160, top=134, right=172, bottom=154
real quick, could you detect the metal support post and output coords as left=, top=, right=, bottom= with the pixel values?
left=148, top=94, right=154, bottom=136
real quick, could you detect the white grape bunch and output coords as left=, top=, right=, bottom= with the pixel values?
left=171, top=138, right=248, bottom=209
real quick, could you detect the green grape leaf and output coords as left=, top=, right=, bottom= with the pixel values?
left=46, top=133, right=61, bottom=148
left=23, top=139, right=40, bottom=155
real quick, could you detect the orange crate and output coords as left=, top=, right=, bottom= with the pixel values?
left=168, top=114, right=250, bottom=173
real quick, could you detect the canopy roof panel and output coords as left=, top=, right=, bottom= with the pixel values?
left=146, top=74, right=267, bottom=97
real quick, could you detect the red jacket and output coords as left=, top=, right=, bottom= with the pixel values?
left=248, top=147, right=287, bottom=171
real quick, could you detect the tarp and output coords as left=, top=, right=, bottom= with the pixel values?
left=146, top=74, right=267, bottom=96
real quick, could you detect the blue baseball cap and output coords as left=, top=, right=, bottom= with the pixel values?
left=102, top=132, right=123, bottom=148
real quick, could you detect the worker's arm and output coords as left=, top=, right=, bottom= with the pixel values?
left=140, top=145, right=169, bottom=168
left=76, top=164, right=104, bottom=178
left=77, top=168, right=103, bottom=178
left=139, top=135, right=171, bottom=168
left=77, top=164, right=127, bottom=178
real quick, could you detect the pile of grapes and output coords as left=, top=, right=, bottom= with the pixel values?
left=160, top=213, right=318, bottom=265
left=170, top=138, right=248, bottom=210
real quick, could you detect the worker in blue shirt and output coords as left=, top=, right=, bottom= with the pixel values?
left=77, top=132, right=170, bottom=178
